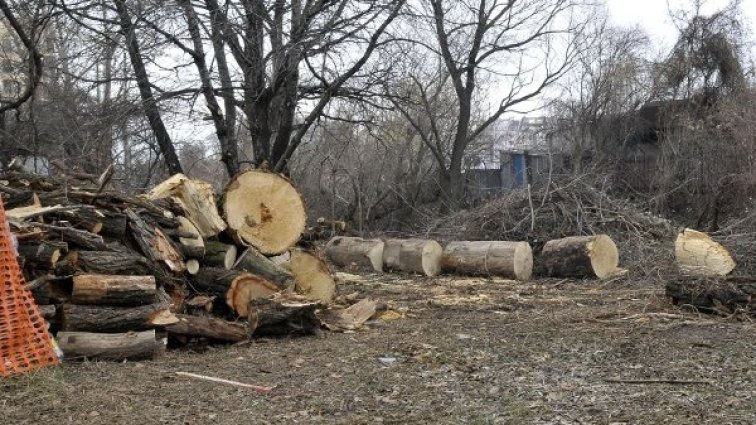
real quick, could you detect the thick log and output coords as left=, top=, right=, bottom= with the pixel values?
left=324, top=236, right=384, bottom=272
left=383, top=238, right=443, bottom=277
left=234, top=247, right=294, bottom=288
left=165, top=314, right=248, bottom=342
left=66, top=250, right=152, bottom=275
left=223, top=170, right=306, bottom=254
left=22, top=222, right=108, bottom=250
left=17, top=240, right=67, bottom=268
left=52, top=208, right=108, bottom=234
left=98, top=211, right=128, bottom=240
left=666, top=276, right=755, bottom=315
left=539, top=235, right=619, bottom=279
left=126, top=208, right=185, bottom=273
left=247, top=293, right=321, bottom=336
left=60, top=303, right=177, bottom=332
left=202, top=241, right=237, bottom=269
left=289, top=248, right=336, bottom=303
left=56, top=330, right=164, bottom=361
left=442, top=241, right=533, bottom=280
left=190, top=268, right=281, bottom=317
left=71, top=274, right=157, bottom=306
left=147, top=174, right=227, bottom=237
left=675, top=228, right=736, bottom=276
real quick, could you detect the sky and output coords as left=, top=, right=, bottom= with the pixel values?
left=605, top=0, right=756, bottom=48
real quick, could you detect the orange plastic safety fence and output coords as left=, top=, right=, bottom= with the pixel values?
left=0, top=199, right=59, bottom=377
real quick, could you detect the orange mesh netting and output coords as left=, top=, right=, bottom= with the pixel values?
left=0, top=200, right=59, bottom=377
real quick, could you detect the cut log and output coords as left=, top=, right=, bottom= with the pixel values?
left=23, top=222, right=108, bottom=250
left=126, top=208, right=185, bottom=273
left=234, top=247, right=294, bottom=288
left=71, top=274, right=157, bottom=306
left=63, top=250, right=152, bottom=275
left=52, top=208, right=107, bottom=234
left=318, top=298, right=378, bottom=332
left=222, top=170, right=306, bottom=255
left=165, top=314, right=249, bottom=342
left=324, top=236, right=384, bottom=272
left=442, top=241, right=533, bottom=280
left=289, top=248, right=336, bottom=303
left=247, top=293, right=321, bottom=336
left=185, top=295, right=215, bottom=314
left=17, top=240, right=67, bottom=268
left=666, top=276, right=755, bottom=316
left=175, top=216, right=205, bottom=258
left=60, top=303, right=176, bottom=332
left=675, top=228, right=736, bottom=276
left=190, top=268, right=281, bottom=317
left=186, top=259, right=200, bottom=275
left=202, top=241, right=237, bottom=269
left=98, top=211, right=128, bottom=240
left=383, top=238, right=443, bottom=277
left=56, top=330, right=164, bottom=361
left=147, top=173, right=227, bottom=237
left=539, top=235, right=618, bottom=279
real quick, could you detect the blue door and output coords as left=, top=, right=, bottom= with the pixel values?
left=513, top=153, right=526, bottom=188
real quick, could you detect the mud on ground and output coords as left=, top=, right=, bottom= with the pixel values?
left=3, top=274, right=754, bottom=424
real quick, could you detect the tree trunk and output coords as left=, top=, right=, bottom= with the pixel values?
left=57, top=330, right=164, bottom=361
left=383, top=238, right=443, bottom=277
left=60, top=303, right=175, bottom=332
left=675, top=228, right=735, bottom=276
left=442, top=241, right=533, bottom=280
left=234, top=246, right=294, bottom=288
left=114, top=0, right=182, bottom=175
left=539, top=235, right=619, bottom=279
left=165, top=314, right=249, bottom=342
left=223, top=170, right=306, bottom=254
left=71, top=274, right=157, bottom=306
left=324, top=236, right=384, bottom=272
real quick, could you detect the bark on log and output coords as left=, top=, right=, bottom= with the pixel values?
left=165, top=314, right=248, bottom=342
left=383, top=238, right=443, bottom=277
left=223, top=170, right=306, bottom=255
left=57, top=330, right=164, bottom=361
left=539, top=235, right=619, bottom=279
left=289, top=248, right=336, bottom=303
left=234, top=247, right=294, bottom=288
left=60, top=303, right=176, bottom=332
left=666, top=276, right=755, bottom=315
left=98, top=211, right=128, bottom=240
left=126, top=208, right=185, bottom=273
left=174, top=216, right=205, bottom=258
left=66, top=250, right=152, bottom=275
left=23, top=223, right=108, bottom=250
left=202, top=241, right=237, bottom=269
left=247, top=294, right=321, bottom=336
left=324, top=236, right=384, bottom=272
left=190, top=268, right=281, bottom=317
left=52, top=208, right=107, bottom=234
left=442, top=241, right=533, bottom=280
left=147, top=174, right=227, bottom=237
left=17, top=240, right=67, bottom=268
left=71, top=274, right=157, bottom=306
left=675, top=228, right=736, bottom=276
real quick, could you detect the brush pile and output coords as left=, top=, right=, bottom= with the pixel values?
left=1, top=169, right=358, bottom=361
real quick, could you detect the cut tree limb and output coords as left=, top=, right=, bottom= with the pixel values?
left=289, top=248, right=335, bottom=303
left=223, top=170, right=306, bottom=255
left=234, top=247, right=294, bottom=288
left=247, top=293, right=321, bottom=336
left=147, top=173, right=227, bottom=237
left=57, top=330, right=164, bottom=361
left=165, top=314, right=249, bottom=342
left=17, top=240, right=67, bottom=269
left=71, top=274, right=157, bottom=306
left=675, top=228, right=736, bottom=276
left=539, top=235, right=619, bottom=279
left=202, top=241, right=237, bottom=269
left=189, top=268, right=281, bottom=317
left=126, top=208, right=185, bottom=273
left=666, top=276, right=754, bottom=315
left=324, top=237, right=384, bottom=272
left=60, top=302, right=177, bottom=332
left=442, top=241, right=533, bottom=280
left=174, top=216, right=205, bottom=259
left=383, top=238, right=443, bottom=277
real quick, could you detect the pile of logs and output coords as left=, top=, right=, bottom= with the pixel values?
left=4, top=169, right=339, bottom=361
left=323, top=234, right=623, bottom=280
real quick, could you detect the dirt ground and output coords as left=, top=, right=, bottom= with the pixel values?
left=3, top=273, right=754, bottom=424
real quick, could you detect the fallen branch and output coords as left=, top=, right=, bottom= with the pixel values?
left=603, top=378, right=711, bottom=385
left=175, top=372, right=274, bottom=393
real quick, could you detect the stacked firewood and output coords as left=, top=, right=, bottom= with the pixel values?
left=2, top=169, right=343, bottom=361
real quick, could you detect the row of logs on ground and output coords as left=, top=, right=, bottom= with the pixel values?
left=4, top=170, right=342, bottom=362
left=323, top=234, right=623, bottom=280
